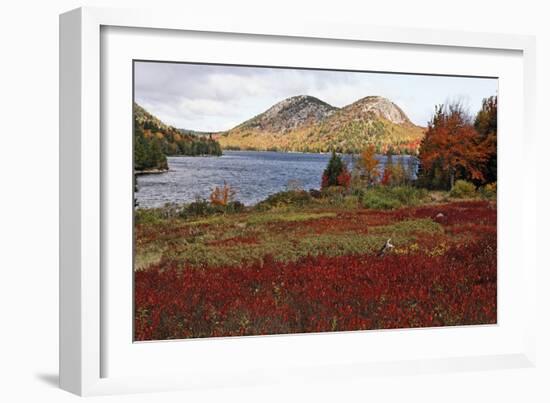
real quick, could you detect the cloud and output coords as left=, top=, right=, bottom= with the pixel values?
left=134, top=61, right=498, bottom=131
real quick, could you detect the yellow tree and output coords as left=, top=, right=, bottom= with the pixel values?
left=354, top=145, right=380, bottom=187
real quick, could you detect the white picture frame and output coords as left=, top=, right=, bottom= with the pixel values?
left=59, top=6, right=537, bottom=396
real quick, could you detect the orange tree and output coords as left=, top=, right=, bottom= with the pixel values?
left=210, top=182, right=235, bottom=206
left=418, top=103, right=490, bottom=190
left=352, top=145, right=380, bottom=188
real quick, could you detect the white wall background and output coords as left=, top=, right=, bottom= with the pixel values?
left=0, top=1, right=547, bottom=401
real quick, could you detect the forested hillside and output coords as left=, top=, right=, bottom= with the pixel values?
left=217, top=95, right=425, bottom=154
left=134, top=103, right=222, bottom=172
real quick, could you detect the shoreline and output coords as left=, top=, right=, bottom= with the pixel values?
left=135, top=168, right=169, bottom=176
left=219, top=148, right=418, bottom=157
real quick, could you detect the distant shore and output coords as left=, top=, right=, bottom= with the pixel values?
left=220, top=148, right=417, bottom=156
left=135, top=168, right=169, bottom=175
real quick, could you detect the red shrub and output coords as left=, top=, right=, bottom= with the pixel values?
left=337, top=167, right=352, bottom=189
left=135, top=234, right=496, bottom=341
left=381, top=167, right=392, bottom=186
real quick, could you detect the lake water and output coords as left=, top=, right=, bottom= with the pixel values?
left=135, top=150, right=418, bottom=208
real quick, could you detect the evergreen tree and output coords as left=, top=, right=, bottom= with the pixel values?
left=322, top=152, right=346, bottom=188
left=474, top=96, right=497, bottom=184
left=133, top=103, right=224, bottom=164
left=134, top=117, right=168, bottom=171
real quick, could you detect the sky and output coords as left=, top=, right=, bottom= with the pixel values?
left=134, top=61, right=498, bottom=132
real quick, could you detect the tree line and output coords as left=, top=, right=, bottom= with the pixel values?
left=417, top=96, right=497, bottom=189
left=134, top=117, right=222, bottom=172
left=320, top=96, right=497, bottom=192
left=134, top=120, right=168, bottom=171
left=321, top=146, right=418, bottom=191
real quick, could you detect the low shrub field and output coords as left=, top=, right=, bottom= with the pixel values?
left=134, top=199, right=496, bottom=340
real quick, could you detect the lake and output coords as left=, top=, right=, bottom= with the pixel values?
left=135, top=150, right=418, bottom=208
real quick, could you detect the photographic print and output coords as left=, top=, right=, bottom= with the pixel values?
left=133, top=61, right=497, bottom=341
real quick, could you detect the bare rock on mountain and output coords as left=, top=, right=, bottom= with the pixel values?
left=344, top=96, right=412, bottom=125
left=237, top=95, right=337, bottom=133
left=218, top=95, right=425, bottom=154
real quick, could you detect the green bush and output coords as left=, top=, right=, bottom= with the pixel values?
left=361, top=192, right=401, bottom=210
left=449, top=180, right=477, bottom=199
left=361, top=186, right=428, bottom=210
left=478, top=182, right=497, bottom=199
left=320, top=185, right=347, bottom=198
left=180, top=199, right=213, bottom=218
left=137, top=199, right=246, bottom=223
left=225, top=201, right=246, bottom=214
left=315, top=193, right=361, bottom=209
left=256, top=190, right=312, bottom=210
left=309, top=188, right=323, bottom=199
left=386, top=186, right=428, bottom=205
left=135, top=203, right=180, bottom=224
left=135, top=208, right=164, bottom=225
left=179, top=199, right=246, bottom=219
left=350, top=187, right=366, bottom=199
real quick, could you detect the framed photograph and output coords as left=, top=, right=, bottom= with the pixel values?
left=60, top=7, right=537, bottom=396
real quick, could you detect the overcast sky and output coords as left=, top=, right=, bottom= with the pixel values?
left=134, top=61, right=498, bottom=132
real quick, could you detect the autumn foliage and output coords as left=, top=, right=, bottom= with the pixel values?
left=209, top=182, right=235, bottom=206
left=353, top=145, right=380, bottom=187
left=133, top=98, right=499, bottom=342
left=381, top=169, right=392, bottom=186
left=336, top=168, right=352, bottom=189
left=418, top=98, right=496, bottom=189
left=135, top=201, right=496, bottom=340
left=321, top=152, right=351, bottom=189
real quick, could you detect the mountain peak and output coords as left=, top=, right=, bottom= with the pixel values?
left=349, top=96, right=412, bottom=125
left=220, top=94, right=424, bottom=154
left=237, top=95, right=337, bottom=133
